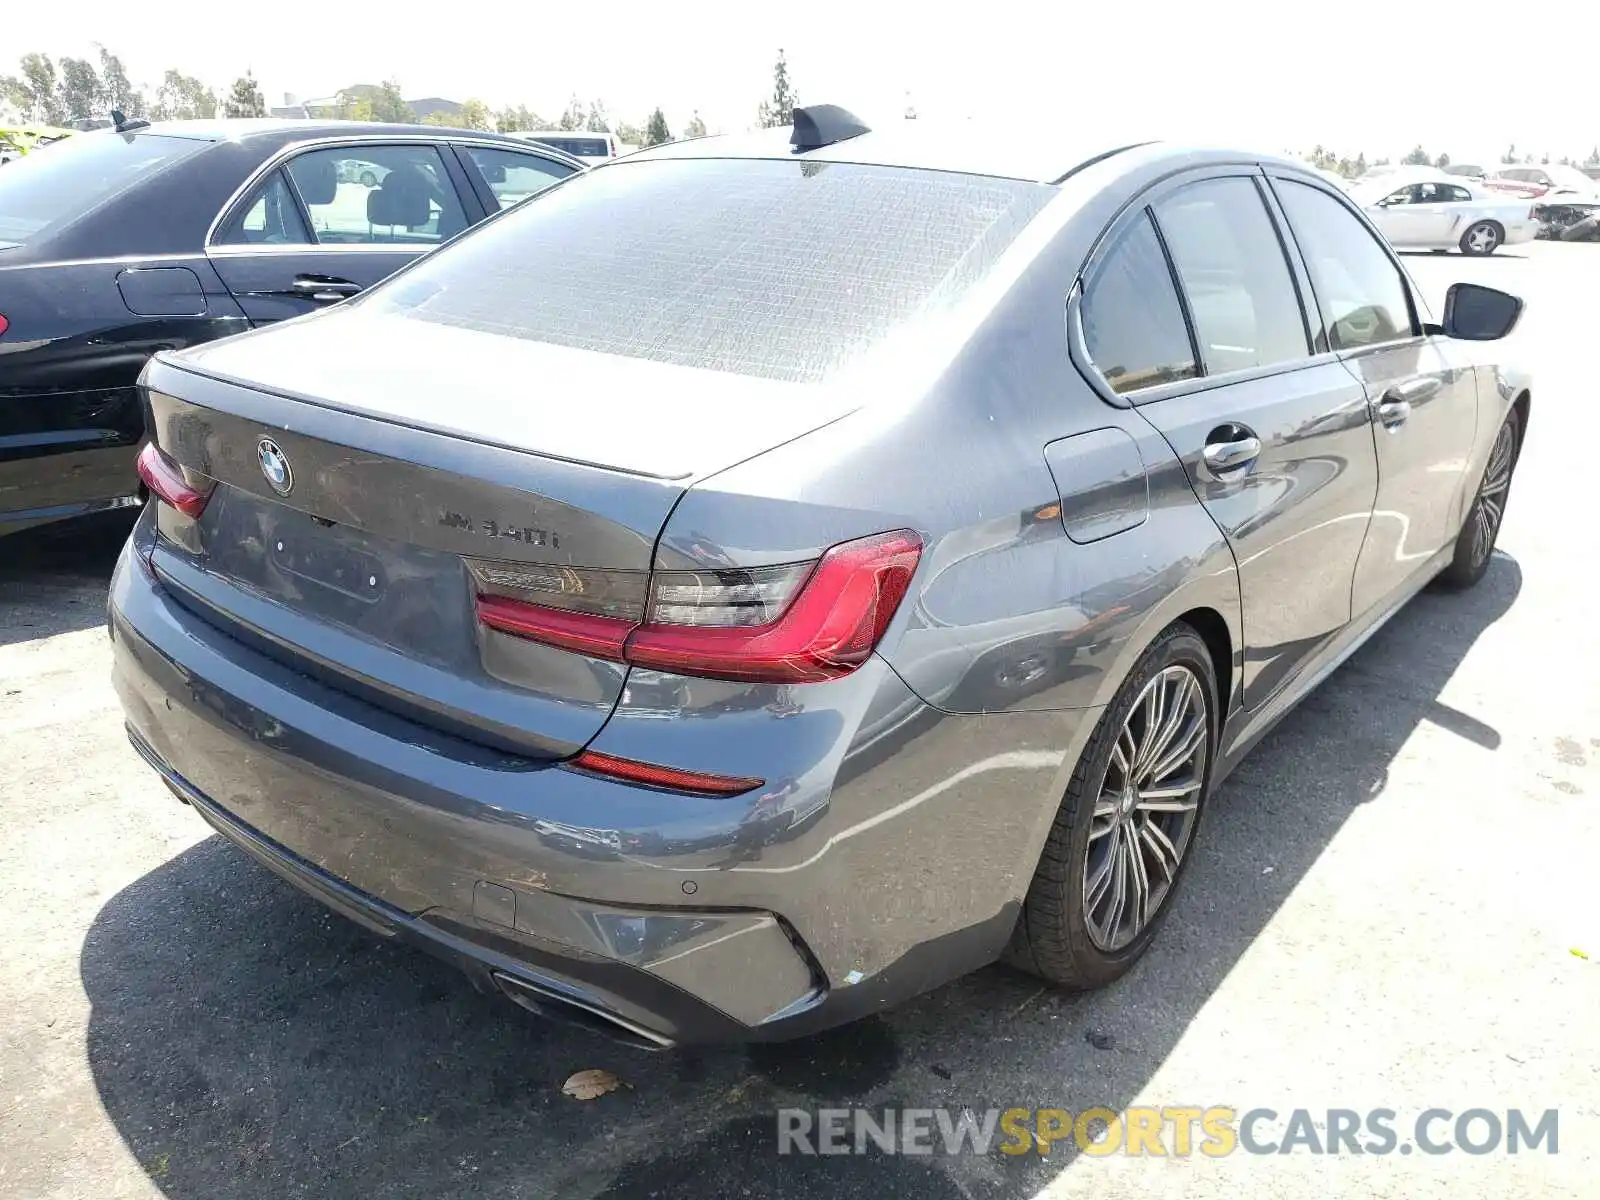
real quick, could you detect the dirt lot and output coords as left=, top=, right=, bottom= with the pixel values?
left=2, top=242, right=1597, bottom=1199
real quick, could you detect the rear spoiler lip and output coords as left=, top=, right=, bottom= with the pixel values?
left=144, top=352, right=691, bottom=482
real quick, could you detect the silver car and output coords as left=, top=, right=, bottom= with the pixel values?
left=113, top=107, right=1530, bottom=1047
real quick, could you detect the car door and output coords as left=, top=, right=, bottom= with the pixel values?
left=1403, top=181, right=1461, bottom=243
left=1269, top=175, right=1480, bottom=618
left=206, top=140, right=484, bottom=324
left=1370, top=184, right=1434, bottom=246
left=452, top=142, right=578, bottom=212
left=1081, top=170, right=1380, bottom=708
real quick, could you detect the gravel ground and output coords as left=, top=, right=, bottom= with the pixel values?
left=1, top=242, right=1597, bottom=1200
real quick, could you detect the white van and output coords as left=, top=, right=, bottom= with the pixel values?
left=513, top=130, right=621, bottom=167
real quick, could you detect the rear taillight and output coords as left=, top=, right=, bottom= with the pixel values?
left=471, top=529, right=922, bottom=684
left=0, top=313, right=8, bottom=337
left=136, top=442, right=214, bottom=518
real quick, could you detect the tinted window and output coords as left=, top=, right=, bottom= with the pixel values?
left=1276, top=180, right=1415, bottom=351
left=1153, top=176, right=1308, bottom=374
left=369, top=159, right=1054, bottom=383
left=216, top=170, right=310, bottom=245
left=1080, top=213, right=1197, bottom=394
left=462, top=145, right=573, bottom=210
left=1445, top=185, right=1473, bottom=202
left=0, top=130, right=207, bottom=247
left=532, top=136, right=609, bottom=158
left=284, top=145, right=467, bottom=245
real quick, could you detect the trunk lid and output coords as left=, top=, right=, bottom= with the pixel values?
left=140, top=330, right=826, bottom=758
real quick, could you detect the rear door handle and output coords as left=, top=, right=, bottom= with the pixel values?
left=1201, top=431, right=1262, bottom=477
left=291, top=276, right=362, bottom=301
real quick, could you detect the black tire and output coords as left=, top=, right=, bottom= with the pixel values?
left=1437, top=406, right=1521, bottom=590
left=1460, top=220, right=1503, bottom=256
left=1006, top=623, right=1219, bottom=990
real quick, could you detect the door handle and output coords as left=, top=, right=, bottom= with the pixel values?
left=291, top=276, right=362, bottom=302
left=1376, top=397, right=1411, bottom=429
left=1201, top=433, right=1262, bottom=477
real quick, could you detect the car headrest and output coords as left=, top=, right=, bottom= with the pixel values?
left=367, top=177, right=431, bottom=229
left=292, top=156, right=337, bottom=206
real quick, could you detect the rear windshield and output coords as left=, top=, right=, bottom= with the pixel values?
left=0, top=130, right=207, bottom=247
left=532, top=137, right=609, bottom=158
left=369, top=158, right=1055, bottom=383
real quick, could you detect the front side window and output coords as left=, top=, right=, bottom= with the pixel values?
left=461, top=145, right=573, bottom=210
left=1153, top=176, right=1309, bottom=374
left=283, top=145, right=468, bottom=245
left=1080, top=212, right=1197, bottom=395
left=1276, top=179, right=1415, bottom=351
left=1445, top=185, right=1473, bottom=202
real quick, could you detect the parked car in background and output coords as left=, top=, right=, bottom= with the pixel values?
left=1482, top=163, right=1599, bottom=201
left=1351, top=168, right=1537, bottom=254
left=1532, top=196, right=1600, bottom=241
left=0, top=118, right=581, bottom=538
left=114, top=111, right=1530, bottom=1047
left=1442, top=163, right=1486, bottom=180
left=513, top=130, right=623, bottom=165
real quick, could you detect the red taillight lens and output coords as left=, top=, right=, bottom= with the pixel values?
left=136, top=442, right=214, bottom=518
left=627, top=531, right=922, bottom=683
left=566, top=749, right=762, bottom=796
left=470, top=529, right=922, bottom=684
left=0, top=313, right=9, bottom=337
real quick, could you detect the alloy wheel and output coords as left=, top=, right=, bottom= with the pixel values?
left=1083, top=664, right=1208, bottom=952
left=1470, top=421, right=1516, bottom=567
left=1466, top=222, right=1500, bottom=253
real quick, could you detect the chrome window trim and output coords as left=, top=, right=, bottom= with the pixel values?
left=203, top=133, right=579, bottom=250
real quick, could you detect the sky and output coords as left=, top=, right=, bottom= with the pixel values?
left=8, top=2, right=1596, bottom=165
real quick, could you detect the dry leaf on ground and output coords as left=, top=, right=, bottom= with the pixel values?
left=562, top=1069, right=623, bottom=1100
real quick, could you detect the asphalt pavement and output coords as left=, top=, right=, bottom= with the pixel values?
left=1, top=241, right=1596, bottom=1199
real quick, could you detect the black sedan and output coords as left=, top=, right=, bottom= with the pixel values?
left=0, top=119, right=582, bottom=538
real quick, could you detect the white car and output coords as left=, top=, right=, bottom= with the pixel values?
left=511, top=130, right=622, bottom=167
left=1351, top=169, right=1537, bottom=255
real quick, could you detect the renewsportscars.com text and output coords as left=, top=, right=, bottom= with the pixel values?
left=776, top=1106, right=1559, bottom=1157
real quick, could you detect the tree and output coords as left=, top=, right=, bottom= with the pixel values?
left=494, top=104, right=545, bottom=132
left=223, top=72, right=266, bottom=118
left=614, top=120, right=644, bottom=146
left=1401, top=144, right=1430, bottom=166
left=1502, top=143, right=1517, bottom=164
left=1354, top=151, right=1367, bottom=175
left=557, top=95, right=586, bottom=131
left=757, top=48, right=797, bottom=127
left=97, top=46, right=144, bottom=117
left=1540, top=151, right=1550, bottom=165
left=151, top=70, right=217, bottom=121
left=1588, top=146, right=1600, bottom=166
left=57, top=56, right=106, bottom=123
left=457, top=98, right=492, bottom=130
left=683, top=110, right=707, bottom=139
left=1, top=53, right=66, bottom=124
left=368, top=79, right=412, bottom=123
left=585, top=100, right=610, bottom=133
left=645, top=107, right=671, bottom=146
left=1434, top=152, right=1451, bottom=169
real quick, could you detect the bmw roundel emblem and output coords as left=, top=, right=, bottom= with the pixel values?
left=257, top=437, right=293, bottom=496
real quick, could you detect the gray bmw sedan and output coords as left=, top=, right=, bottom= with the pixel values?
left=112, top=106, right=1529, bottom=1047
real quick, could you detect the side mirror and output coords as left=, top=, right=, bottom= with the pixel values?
left=1443, top=283, right=1523, bottom=341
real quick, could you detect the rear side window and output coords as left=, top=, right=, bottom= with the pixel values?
left=1275, top=180, right=1416, bottom=351
left=1152, top=176, right=1309, bottom=374
left=283, top=145, right=469, bottom=245
left=370, top=158, right=1054, bottom=383
left=1080, top=213, right=1197, bottom=395
left=0, top=131, right=207, bottom=247
left=216, top=171, right=310, bottom=245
